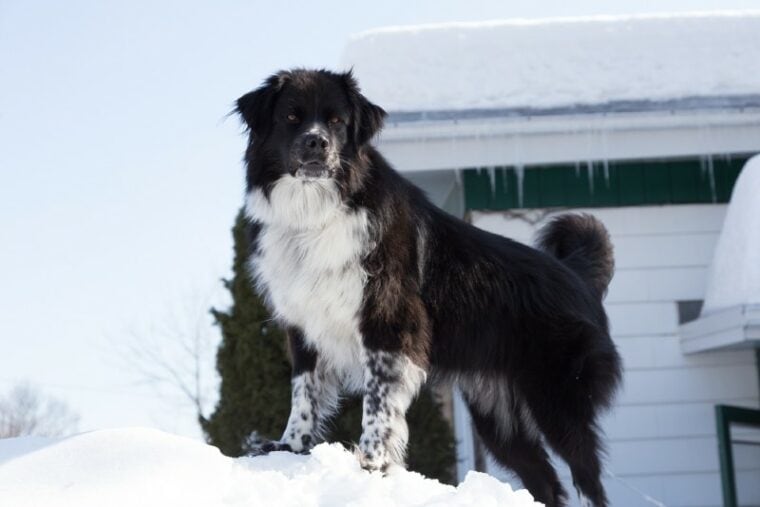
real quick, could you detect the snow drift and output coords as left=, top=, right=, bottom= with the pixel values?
left=342, top=11, right=760, bottom=112
left=702, top=154, right=760, bottom=313
left=0, top=427, right=539, bottom=507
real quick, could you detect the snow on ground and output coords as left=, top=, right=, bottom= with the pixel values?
left=342, top=11, right=760, bottom=112
left=702, top=155, right=760, bottom=314
left=0, top=427, right=539, bottom=507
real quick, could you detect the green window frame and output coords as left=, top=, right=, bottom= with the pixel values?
left=715, top=404, right=760, bottom=507
left=462, top=154, right=752, bottom=211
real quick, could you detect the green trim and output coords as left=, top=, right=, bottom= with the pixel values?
left=715, top=404, right=760, bottom=507
left=463, top=155, right=752, bottom=211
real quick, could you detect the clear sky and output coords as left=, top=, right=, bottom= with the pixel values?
left=2, top=0, right=758, bottom=439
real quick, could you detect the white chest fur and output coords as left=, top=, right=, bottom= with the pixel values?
left=245, top=177, right=370, bottom=384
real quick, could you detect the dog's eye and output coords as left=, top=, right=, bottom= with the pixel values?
left=286, top=113, right=299, bottom=123
left=328, top=116, right=342, bottom=125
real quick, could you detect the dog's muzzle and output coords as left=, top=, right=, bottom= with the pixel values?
left=295, top=161, right=332, bottom=180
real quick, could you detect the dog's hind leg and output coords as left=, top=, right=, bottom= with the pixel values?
left=466, top=401, right=568, bottom=507
left=541, top=421, right=609, bottom=507
left=525, top=343, right=617, bottom=506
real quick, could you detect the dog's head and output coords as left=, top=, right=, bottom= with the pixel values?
left=236, top=69, right=386, bottom=192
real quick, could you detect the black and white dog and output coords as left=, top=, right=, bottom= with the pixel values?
left=236, top=69, right=622, bottom=507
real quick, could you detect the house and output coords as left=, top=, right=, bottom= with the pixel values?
left=343, top=12, right=760, bottom=507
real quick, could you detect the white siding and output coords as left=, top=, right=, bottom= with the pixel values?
left=465, top=204, right=760, bottom=507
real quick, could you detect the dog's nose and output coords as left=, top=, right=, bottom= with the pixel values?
left=301, top=133, right=329, bottom=157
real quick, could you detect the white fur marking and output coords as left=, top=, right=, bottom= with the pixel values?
left=457, top=372, right=517, bottom=438
left=246, top=177, right=370, bottom=386
left=280, top=367, right=341, bottom=451
left=455, top=371, right=544, bottom=442
left=280, top=374, right=314, bottom=451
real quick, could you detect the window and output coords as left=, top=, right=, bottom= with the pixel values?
left=677, top=300, right=704, bottom=325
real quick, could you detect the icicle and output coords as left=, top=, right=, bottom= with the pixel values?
left=707, top=154, right=716, bottom=202
left=699, top=154, right=718, bottom=202
left=600, top=125, right=611, bottom=188
left=603, top=159, right=610, bottom=187
left=697, top=119, right=718, bottom=202
left=486, top=166, right=497, bottom=197
left=515, top=165, right=525, bottom=208
left=586, top=160, right=595, bottom=194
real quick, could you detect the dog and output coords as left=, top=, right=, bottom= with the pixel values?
left=235, top=69, right=622, bottom=507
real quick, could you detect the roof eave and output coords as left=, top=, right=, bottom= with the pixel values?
left=680, top=304, right=760, bottom=354
left=385, top=94, right=760, bottom=124
left=377, top=104, right=760, bottom=172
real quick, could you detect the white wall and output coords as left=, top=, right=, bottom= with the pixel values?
left=463, top=204, right=760, bottom=507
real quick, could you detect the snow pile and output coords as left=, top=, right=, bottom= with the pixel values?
left=702, top=155, right=760, bottom=314
left=0, top=427, right=539, bottom=507
left=342, top=11, right=760, bottom=112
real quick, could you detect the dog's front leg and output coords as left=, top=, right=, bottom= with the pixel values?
left=357, top=349, right=426, bottom=471
left=279, top=365, right=340, bottom=452
left=248, top=328, right=340, bottom=455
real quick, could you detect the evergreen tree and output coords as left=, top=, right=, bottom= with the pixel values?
left=204, top=210, right=457, bottom=484
left=201, top=210, right=292, bottom=454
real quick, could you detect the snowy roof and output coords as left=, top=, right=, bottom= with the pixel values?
left=342, top=12, right=760, bottom=116
left=702, top=154, right=760, bottom=314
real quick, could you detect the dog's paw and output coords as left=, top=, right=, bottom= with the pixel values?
left=246, top=440, right=293, bottom=457
left=354, top=446, right=390, bottom=473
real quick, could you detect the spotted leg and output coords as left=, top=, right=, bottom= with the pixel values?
left=356, top=349, right=426, bottom=471
left=248, top=327, right=340, bottom=455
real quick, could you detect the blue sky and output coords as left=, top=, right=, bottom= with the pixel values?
left=1, top=0, right=758, bottom=438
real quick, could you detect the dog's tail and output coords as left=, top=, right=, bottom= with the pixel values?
left=536, top=213, right=614, bottom=298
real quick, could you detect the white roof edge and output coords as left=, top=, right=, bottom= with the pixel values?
left=380, top=107, right=760, bottom=141
left=384, top=95, right=760, bottom=122
left=349, top=10, right=760, bottom=40
left=375, top=108, right=760, bottom=171
left=679, top=303, right=760, bottom=354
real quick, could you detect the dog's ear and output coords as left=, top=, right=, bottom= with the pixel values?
left=236, top=71, right=289, bottom=138
left=342, top=70, right=387, bottom=146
